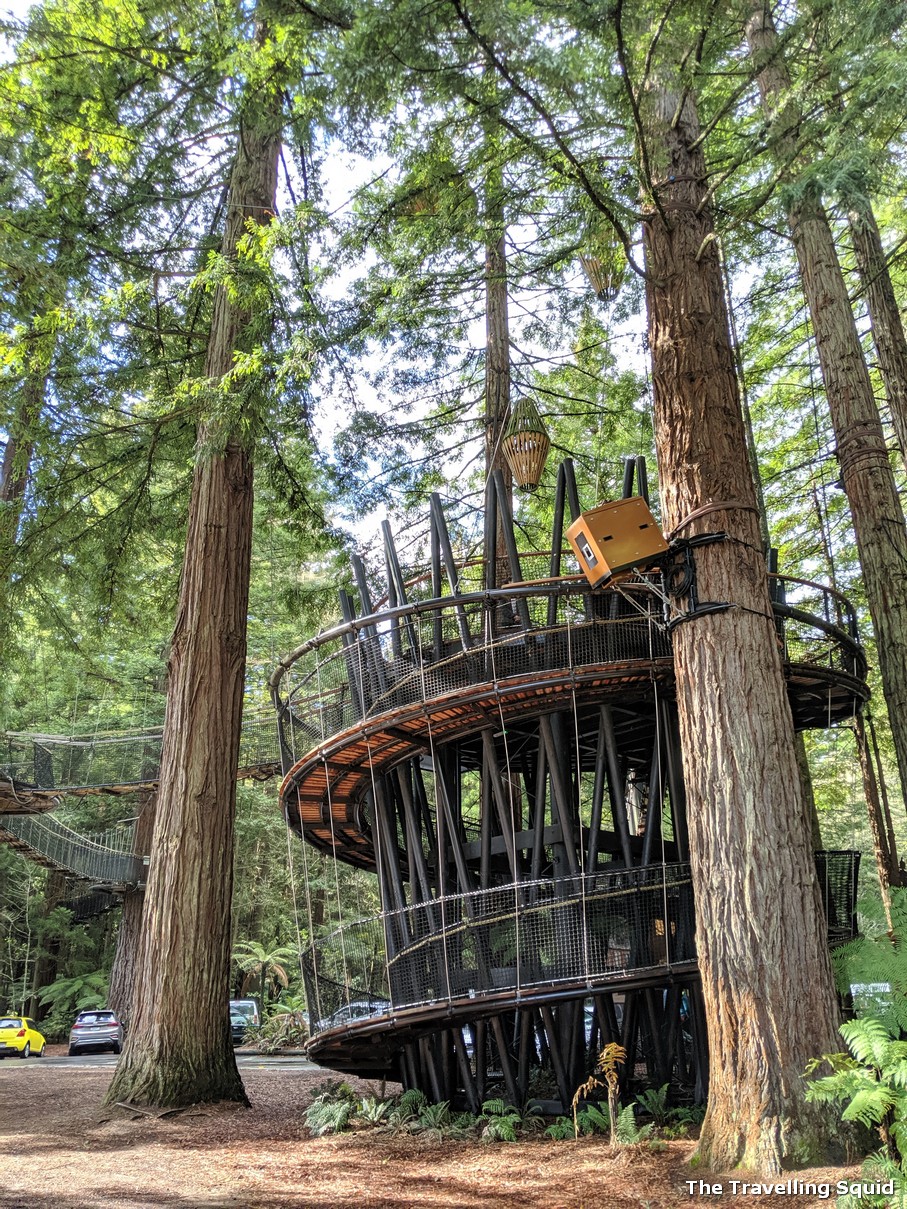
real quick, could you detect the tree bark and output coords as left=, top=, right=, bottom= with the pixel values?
left=853, top=716, right=897, bottom=930
left=103, top=53, right=280, bottom=1109
left=485, top=227, right=511, bottom=492
left=639, top=79, right=842, bottom=1173
left=848, top=197, right=907, bottom=473
left=26, top=869, right=66, bottom=1020
left=108, top=794, right=158, bottom=1028
left=746, top=2, right=907, bottom=825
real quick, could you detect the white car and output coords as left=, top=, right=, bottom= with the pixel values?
left=68, top=1009, right=123, bottom=1055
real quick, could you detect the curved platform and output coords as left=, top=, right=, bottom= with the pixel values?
left=274, top=574, right=868, bottom=869
left=302, top=853, right=859, bottom=1096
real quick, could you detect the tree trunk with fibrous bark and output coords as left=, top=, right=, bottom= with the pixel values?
left=639, top=77, right=843, bottom=1174
left=103, top=43, right=280, bottom=1109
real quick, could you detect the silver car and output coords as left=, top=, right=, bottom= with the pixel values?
left=68, top=1009, right=124, bottom=1056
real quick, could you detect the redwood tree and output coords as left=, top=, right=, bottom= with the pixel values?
left=103, top=27, right=281, bottom=1108
left=746, top=2, right=907, bottom=815
left=639, top=77, right=842, bottom=1171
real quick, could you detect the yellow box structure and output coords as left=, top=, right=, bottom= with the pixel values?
left=566, top=497, right=669, bottom=587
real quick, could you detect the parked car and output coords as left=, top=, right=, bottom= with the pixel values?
left=230, top=1009, right=250, bottom=1046
left=229, top=998, right=261, bottom=1046
left=68, top=1009, right=123, bottom=1056
left=0, top=1015, right=46, bottom=1058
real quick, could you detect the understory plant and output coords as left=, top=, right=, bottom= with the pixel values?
left=303, top=1084, right=542, bottom=1143
left=802, top=886, right=907, bottom=1205
left=244, top=997, right=308, bottom=1052
left=807, top=1017, right=907, bottom=1207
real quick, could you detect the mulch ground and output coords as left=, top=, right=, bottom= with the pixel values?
left=0, top=1047, right=863, bottom=1208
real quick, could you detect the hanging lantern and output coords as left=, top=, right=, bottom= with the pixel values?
left=579, top=232, right=627, bottom=302
left=501, top=396, right=551, bottom=491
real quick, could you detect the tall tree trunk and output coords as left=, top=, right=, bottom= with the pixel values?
left=853, top=716, right=897, bottom=929
left=747, top=3, right=907, bottom=820
left=483, top=125, right=513, bottom=578
left=108, top=793, right=158, bottom=1028
left=848, top=196, right=907, bottom=472
left=103, top=50, right=280, bottom=1109
left=25, top=869, right=66, bottom=1019
left=639, top=79, right=841, bottom=1173
left=485, top=227, right=511, bottom=492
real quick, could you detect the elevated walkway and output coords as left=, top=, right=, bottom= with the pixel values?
left=303, top=853, right=860, bottom=1079
left=0, top=709, right=280, bottom=887
left=273, top=572, right=868, bottom=869
left=0, top=813, right=143, bottom=887
left=0, top=709, right=280, bottom=800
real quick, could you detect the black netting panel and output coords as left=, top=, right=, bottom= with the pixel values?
left=815, top=849, right=861, bottom=943
left=306, top=865, right=695, bottom=1036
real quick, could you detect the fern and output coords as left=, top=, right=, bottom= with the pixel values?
left=305, top=1099, right=354, bottom=1137
left=398, top=1088, right=428, bottom=1115
left=808, top=1012, right=907, bottom=1200
left=635, top=1083, right=671, bottom=1125
left=545, top=1116, right=576, bottom=1140
left=478, top=1098, right=522, bottom=1143
left=832, top=888, right=907, bottom=1036
left=418, top=1101, right=451, bottom=1129
left=481, top=1114, right=518, bottom=1142
left=579, top=1102, right=611, bottom=1135
left=614, top=1103, right=654, bottom=1144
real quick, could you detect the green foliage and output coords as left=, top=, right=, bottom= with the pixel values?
left=305, top=1098, right=355, bottom=1137
left=544, top=1116, right=576, bottom=1140
left=304, top=1080, right=360, bottom=1136
left=477, top=1098, right=542, bottom=1143
left=37, top=970, right=108, bottom=1038
left=832, top=889, right=907, bottom=1036
left=38, top=971, right=108, bottom=1013
left=807, top=1015, right=907, bottom=1206
left=614, top=1103, right=654, bottom=1145
left=356, top=1097, right=391, bottom=1125
left=574, top=1102, right=612, bottom=1137
left=478, top=1098, right=521, bottom=1143
left=635, top=1083, right=671, bottom=1126
left=244, top=996, right=309, bottom=1052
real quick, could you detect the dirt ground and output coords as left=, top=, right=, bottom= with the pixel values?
left=0, top=1048, right=863, bottom=1209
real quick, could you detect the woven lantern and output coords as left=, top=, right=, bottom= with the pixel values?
left=501, top=396, right=551, bottom=491
left=579, top=229, right=627, bottom=303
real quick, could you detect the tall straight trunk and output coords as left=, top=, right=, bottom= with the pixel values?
left=108, top=793, right=158, bottom=1028
left=25, top=869, right=66, bottom=1019
left=853, top=716, right=897, bottom=929
left=747, top=3, right=907, bottom=816
left=485, top=226, right=511, bottom=490
left=483, top=119, right=513, bottom=576
left=103, top=52, right=280, bottom=1109
left=639, top=80, right=841, bottom=1172
left=848, top=196, right=907, bottom=471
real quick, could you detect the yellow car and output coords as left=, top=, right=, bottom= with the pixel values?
left=0, top=1015, right=47, bottom=1058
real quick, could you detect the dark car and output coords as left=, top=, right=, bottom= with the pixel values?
left=68, top=1009, right=123, bottom=1056
left=229, top=998, right=261, bottom=1046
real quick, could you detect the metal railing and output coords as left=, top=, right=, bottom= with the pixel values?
left=0, top=709, right=280, bottom=793
left=303, top=851, right=860, bottom=1038
left=272, top=566, right=866, bottom=768
left=0, top=814, right=143, bottom=884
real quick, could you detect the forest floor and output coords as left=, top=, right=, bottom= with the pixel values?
left=0, top=1047, right=862, bottom=1209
